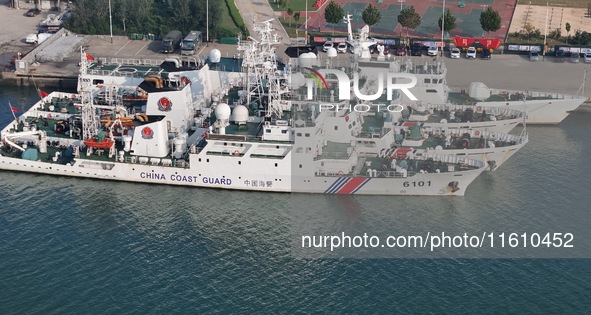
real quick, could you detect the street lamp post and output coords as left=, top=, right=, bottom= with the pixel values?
left=207, top=0, right=209, bottom=42
left=543, top=1, right=548, bottom=60
left=108, top=0, right=113, bottom=44
left=441, top=0, right=445, bottom=57
left=305, top=0, right=308, bottom=45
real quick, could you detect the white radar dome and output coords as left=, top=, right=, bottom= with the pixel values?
left=231, top=105, right=249, bottom=124
left=327, top=47, right=338, bottom=58
left=298, top=52, right=317, bottom=68
left=289, top=72, right=306, bottom=88
left=209, top=49, right=221, bottom=63
left=215, top=102, right=231, bottom=120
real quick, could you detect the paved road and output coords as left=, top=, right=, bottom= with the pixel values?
left=0, top=2, right=45, bottom=66
left=234, top=0, right=290, bottom=44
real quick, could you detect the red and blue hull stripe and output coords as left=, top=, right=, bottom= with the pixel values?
left=325, top=177, right=371, bottom=194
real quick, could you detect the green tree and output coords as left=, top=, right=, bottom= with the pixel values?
left=66, top=0, right=223, bottom=38
left=397, top=6, right=421, bottom=36
left=294, top=11, right=301, bottom=27
left=480, top=6, right=501, bottom=36
left=324, top=0, right=344, bottom=34
left=438, top=9, right=456, bottom=33
left=362, top=4, right=381, bottom=35
left=287, top=8, right=293, bottom=26
left=571, top=30, right=591, bottom=45
left=523, top=22, right=537, bottom=41
left=566, top=22, right=571, bottom=44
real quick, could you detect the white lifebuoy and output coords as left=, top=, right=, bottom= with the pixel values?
left=474, top=130, right=480, bottom=136
left=476, top=106, right=482, bottom=112
left=47, top=114, right=52, bottom=118
left=233, top=150, right=240, bottom=156
left=338, top=171, right=343, bottom=176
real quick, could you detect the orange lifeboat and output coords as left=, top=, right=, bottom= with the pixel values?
left=84, top=138, right=115, bottom=149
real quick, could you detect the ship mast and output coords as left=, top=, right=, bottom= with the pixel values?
left=238, top=19, right=289, bottom=119
left=78, top=50, right=100, bottom=141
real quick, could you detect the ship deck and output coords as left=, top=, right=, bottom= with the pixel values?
left=87, top=57, right=244, bottom=79
left=411, top=134, right=519, bottom=150
left=448, top=92, right=557, bottom=105
left=361, top=156, right=480, bottom=178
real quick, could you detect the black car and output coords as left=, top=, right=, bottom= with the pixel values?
left=411, top=44, right=423, bottom=56
left=26, top=8, right=41, bottom=17
left=555, top=50, right=565, bottom=62
left=481, top=49, right=491, bottom=59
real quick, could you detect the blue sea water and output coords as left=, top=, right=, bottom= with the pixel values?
left=0, top=86, right=590, bottom=313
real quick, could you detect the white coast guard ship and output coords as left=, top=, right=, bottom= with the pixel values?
left=0, top=20, right=487, bottom=196
left=317, top=14, right=586, bottom=125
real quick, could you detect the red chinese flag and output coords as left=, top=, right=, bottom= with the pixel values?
left=9, top=104, right=21, bottom=113
left=86, top=53, right=95, bottom=61
left=38, top=89, right=49, bottom=97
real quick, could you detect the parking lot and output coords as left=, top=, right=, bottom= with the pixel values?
left=0, top=1, right=47, bottom=67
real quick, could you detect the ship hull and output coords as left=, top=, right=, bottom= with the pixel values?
left=422, top=141, right=527, bottom=172
left=0, top=154, right=483, bottom=196
left=473, top=98, right=584, bottom=125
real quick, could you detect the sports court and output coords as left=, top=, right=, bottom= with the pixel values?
left=509, top=3, right=591, bottom=35
left=305, top=0, right=517, bottom=39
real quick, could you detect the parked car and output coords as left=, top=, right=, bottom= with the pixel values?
left=385, top=44, right=398, bottom=55
left=450, top=47, right=461, bottom=59
left=584, top=53, right=591, bottom=63
left=395, top=45, right=407, bottom=56
left=570, top=52, right=580, bottom=63
left=427, top=46, right=438, bottom=56
left=481, top=49, right=491, bottom=59
left=336, top=42, right=347, bottom=53
left=26, top=8, right=41, bottom=17
left=25, top=33, right=52, bottom=44
left=411, top=44, right=423, bottom=56
left=466, top=47, right=477, bottom=59
left=161, top=30, right=182, bottom=53
left=322, top=41, right=333, bottom=52
left=529, top=51, right=540, bottom=61
left=555, top=50, right=565, bottom=62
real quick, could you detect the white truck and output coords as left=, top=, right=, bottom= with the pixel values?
left=25, top=33, right=52, bottom=44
